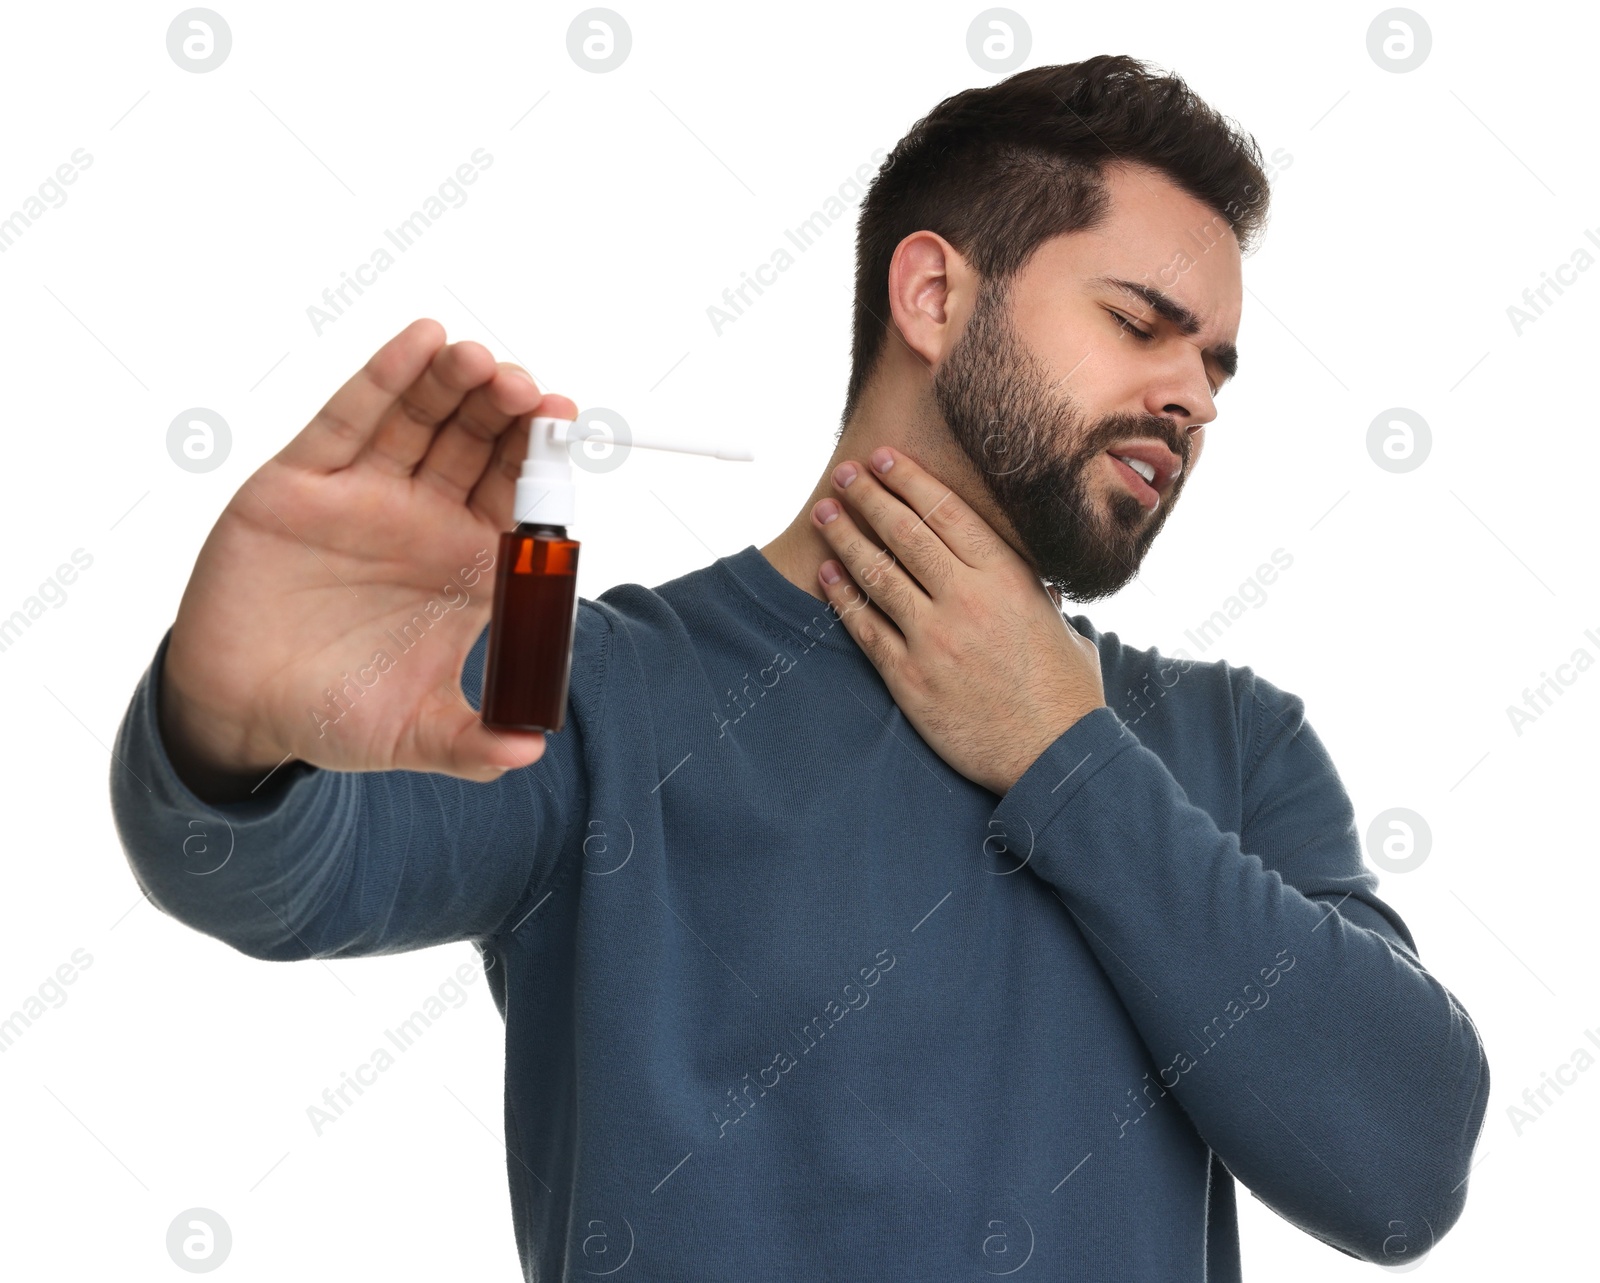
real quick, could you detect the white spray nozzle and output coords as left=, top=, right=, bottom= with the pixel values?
left=514, top=416, right=755, bottom=529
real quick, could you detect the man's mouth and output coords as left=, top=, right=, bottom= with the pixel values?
left=1106, top=452, right=1161, bottom=510
left=1102, top=440, right=1183, bottom=511
left=1113, top=453, right=1157, bottom=484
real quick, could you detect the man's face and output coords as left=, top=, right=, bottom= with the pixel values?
left=930, top=163, right=1244, bottom=602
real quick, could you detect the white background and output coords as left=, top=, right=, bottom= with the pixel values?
left=1, top=0, right=1593, bottom=1278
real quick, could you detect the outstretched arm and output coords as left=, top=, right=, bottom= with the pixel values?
left=110, top=622, right=586, bottom=960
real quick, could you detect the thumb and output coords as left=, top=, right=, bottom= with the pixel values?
left=426, top=691, right=550, bottom=782
left=444, top=719, right=548, bottom=782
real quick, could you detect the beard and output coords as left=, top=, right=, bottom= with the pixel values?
left=931, top=279, right=1191, bottom=604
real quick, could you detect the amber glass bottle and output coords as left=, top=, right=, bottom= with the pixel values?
left=480, top=522, right=580, bottom=732
left=478, top=411, right=753, bottom=735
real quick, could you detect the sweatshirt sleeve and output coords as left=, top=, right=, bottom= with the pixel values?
left=107, top=623, right=586, bottom=961
left=987, top=672, right=1490, bottom=1267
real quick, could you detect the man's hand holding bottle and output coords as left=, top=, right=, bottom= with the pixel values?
left=159, top=319, right=577, bottom=803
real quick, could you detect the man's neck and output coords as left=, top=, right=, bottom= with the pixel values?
left=759, top=515, right=837, bottom=607
left=757, top=450, right=1066, bottom=616
left=757, top=422, right=894, bottom=606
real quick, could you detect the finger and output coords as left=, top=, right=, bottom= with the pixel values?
left=414, top=363, right=546, bottom=501
left=811, top=493, right=926, bottom=635
left=277, top=318, right=449, bottom=473
left=453, top=723, right=548, bottom=780
left=816, top=558, right=909, bottom=676
left=430, top=696, right=548, bottom=782
left=824, top=454, right=964, bottom=601
left=467, top=392, right=581, bottom=528
left=358, top=340, right=500, bottom=477
left=857, top=446, right=1009, bottom=574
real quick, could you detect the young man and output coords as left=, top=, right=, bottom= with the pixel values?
left=111, top=54, right=1488, bottom=1281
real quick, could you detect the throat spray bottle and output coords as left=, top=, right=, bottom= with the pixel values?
left=480, top=414, right=754, bottom=732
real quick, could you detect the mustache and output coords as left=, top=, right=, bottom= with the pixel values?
left=970, top=414, right=1188, bottom=482
left=1082, top=414, right=1189, bottom=468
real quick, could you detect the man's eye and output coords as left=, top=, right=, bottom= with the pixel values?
left=1110, top=310, right=1154, bottom=341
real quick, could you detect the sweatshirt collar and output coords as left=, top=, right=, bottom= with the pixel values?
left=717, top=544, right=864, bottom=654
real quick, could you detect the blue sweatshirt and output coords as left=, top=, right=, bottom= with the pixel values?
left=109, top=542, right=1489, bottom=1281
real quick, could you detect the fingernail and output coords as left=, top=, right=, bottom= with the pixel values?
left=871, top=447, right=894, bottom=473
left=814, top=499, right=839, bottom=524
left=833, top=462, right=858, bottom=488
left=820, top=560, right=841, bottom=584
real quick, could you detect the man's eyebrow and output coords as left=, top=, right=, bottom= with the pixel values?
left=1092, top=275, right=1239, bottom=381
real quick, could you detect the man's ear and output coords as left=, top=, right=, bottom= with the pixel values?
left=887, top=230, right=974, bottom=369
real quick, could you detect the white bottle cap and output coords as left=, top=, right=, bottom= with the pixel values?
left=514, top=417, right=578, bottom=528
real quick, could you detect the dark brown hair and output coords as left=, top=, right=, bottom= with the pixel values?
left=842, top=54, right=1271, bottom=428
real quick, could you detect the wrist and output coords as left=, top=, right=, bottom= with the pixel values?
left=997, top=701, right=1103, bottom=795
left=158, top=655, right=292, bottom=804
